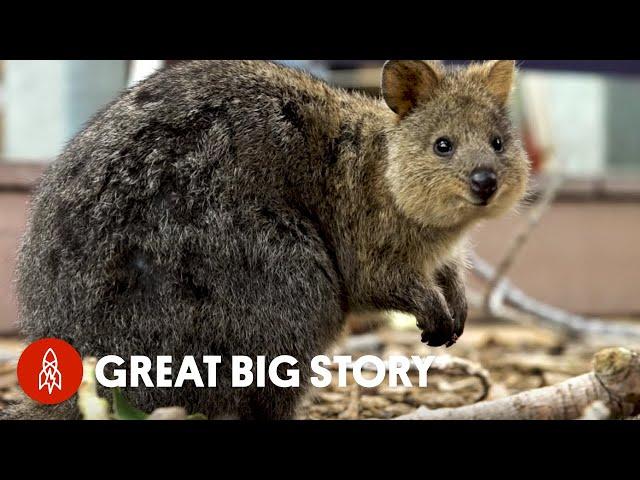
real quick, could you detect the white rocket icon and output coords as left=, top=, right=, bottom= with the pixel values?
left=38, top=348, right=62, bottom=394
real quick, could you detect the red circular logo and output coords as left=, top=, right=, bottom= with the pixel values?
left=17, top=338, right=84, bottom=405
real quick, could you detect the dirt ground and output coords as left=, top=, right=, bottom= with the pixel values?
left=3, top=313, right=637, bottom=420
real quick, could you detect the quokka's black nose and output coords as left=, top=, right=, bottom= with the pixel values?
left=470, top=167, right=498, bottom=203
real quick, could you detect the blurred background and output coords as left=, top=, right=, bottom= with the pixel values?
left=1, top=60, right=639, bottom=335
left=0, top=60, right=639, bottom=419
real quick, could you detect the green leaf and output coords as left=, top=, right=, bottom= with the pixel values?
left=186, top=413, right=208, bottom=420
left=111, top=387, right=149, bottom=420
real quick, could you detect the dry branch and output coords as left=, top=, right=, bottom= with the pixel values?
left=483, top=175, right=564, bottom=315
left=330, top=354, right=491, bottom=402
left=471, top=173, right=640, bottom=340
left=397, top=347, right=640, bottom=420
left=429, top=355, right=491, bottom=401
left=472, top=255, right=640, bottom=340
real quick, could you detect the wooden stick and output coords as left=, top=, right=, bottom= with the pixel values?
left=484, top=175, right=564, bottom=315
left=397, top=348, right=640, bottom=420
left=329, top=354, right=491, bottom=402
left=472, top=255, right=640, bottom=339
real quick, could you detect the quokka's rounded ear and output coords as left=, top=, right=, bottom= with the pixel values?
left=483, top=60, right=516, bottom=105
left=381, top=60, right=442, bottom=118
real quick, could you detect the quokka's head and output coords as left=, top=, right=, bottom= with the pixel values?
left=381, top=60, right=530, bottom=228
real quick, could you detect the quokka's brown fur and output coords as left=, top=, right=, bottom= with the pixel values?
left=5, top=60, right=529, bottom=419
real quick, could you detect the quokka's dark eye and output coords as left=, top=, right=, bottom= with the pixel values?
left=491, top=136, right=504, bottom=152
left=434, top=137, right=454, bottom=156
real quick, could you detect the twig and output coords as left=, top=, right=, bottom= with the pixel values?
left=329, top=354, right=491, bottom=402
left=472, top=172, right=640, bottom=340
left=397, top=347, right=640, bottom=420
left=484, top=175, right=564, bottom=315
left=429, top=356, right=491, bottom=401
left=472, top=255, right=640, bottom=339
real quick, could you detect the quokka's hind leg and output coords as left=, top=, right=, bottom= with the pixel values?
left=0, top=395, right=80, bottom=420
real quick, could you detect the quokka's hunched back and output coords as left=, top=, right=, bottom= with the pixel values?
left=6, top=60, right=528, bottom=419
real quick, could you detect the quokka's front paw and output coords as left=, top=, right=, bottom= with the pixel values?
left=446, top=293, right=467, bottom=346
left=417, top=296, right=456, bottom=348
